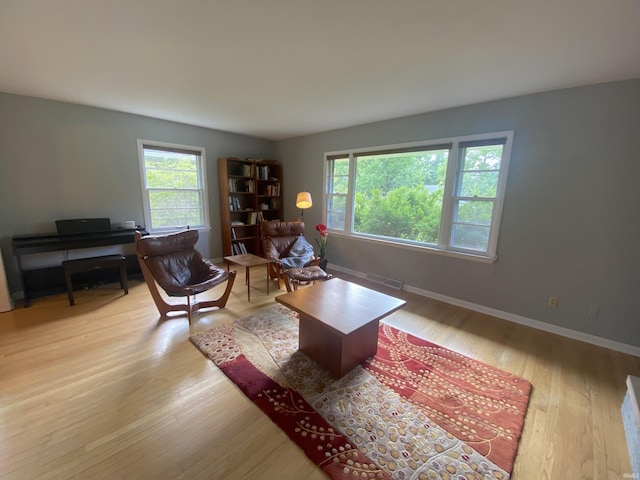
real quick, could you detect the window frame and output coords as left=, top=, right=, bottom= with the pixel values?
left=137, top=139, right=210, bottom=233
left=322, top=131, right=513, bottom=263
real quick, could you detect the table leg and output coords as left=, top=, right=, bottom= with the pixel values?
left=245, top=266, right=250, bottom=302
left=299, top=313, right=379, bottom=377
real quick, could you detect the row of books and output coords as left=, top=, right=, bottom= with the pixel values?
left=229, top=211, right=267, bottom=228
left=229, top=196, right=245, bottom=211
left=237, top=163, right=277, bottom=180
left=261, top=183, right=280, bottom=196
left=228, top=178, right=255, bottom=193
left=231, top=242, right=248, bottom=255
left=242, top=163, right=256, bottom=177
left=257, top=165, right=272, bottom=180
left=246, top=211, right=266, bottom=224
left=258, top=198, right=279, bottom=210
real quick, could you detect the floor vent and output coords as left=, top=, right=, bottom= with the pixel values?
left=365, top=273, right=404, bottom=290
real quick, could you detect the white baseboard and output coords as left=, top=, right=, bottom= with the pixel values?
left=329, top=264, right=640, bottom=357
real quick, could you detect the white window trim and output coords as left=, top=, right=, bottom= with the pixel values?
left=323, top=131, right=514, bottom=263
left=137, top=139, right=210, bottom=233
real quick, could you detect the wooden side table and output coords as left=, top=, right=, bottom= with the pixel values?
left=223, top=253, right=271, bottom=301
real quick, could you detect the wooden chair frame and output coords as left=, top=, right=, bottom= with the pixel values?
left=135, top=231, right=236, bottom=324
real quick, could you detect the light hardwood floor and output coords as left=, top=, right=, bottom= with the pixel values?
left=1, top=270, right=638, bottom=479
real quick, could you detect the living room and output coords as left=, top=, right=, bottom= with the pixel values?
left=1, top=1, right=639, bottom=479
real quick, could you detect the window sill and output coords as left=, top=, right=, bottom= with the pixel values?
left=333, top=232, right=497, bottom=264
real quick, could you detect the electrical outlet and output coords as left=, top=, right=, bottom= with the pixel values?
left=588, top=304, right=599, bottom=317
left=548, top=296, right=559, bottom=308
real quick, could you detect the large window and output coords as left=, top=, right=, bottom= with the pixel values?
left=323, top=132, right=513, bottom=261
left=137, top=140, right=209, bottom=232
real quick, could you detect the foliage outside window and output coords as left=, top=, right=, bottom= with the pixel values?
left=323, top=132, right=513, bottom=261
left=137, top=140, right=209, bottom=232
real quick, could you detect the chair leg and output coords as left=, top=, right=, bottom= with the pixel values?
left=283, top=274, right=294, bottom=292
left=198, top=271, right=237, bottom=310
left=137, top=255, right=186, bottom=317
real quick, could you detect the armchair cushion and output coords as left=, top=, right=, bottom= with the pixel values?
left=136, top=229, right=230, bottom=297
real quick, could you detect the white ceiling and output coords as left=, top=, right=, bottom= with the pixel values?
left=1, top=1, right=639, bottom=141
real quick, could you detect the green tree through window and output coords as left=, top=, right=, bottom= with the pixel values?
left=353, top=150, right=448, bottom=244
left=138, top=142, right=208, bottom=231
left=323, top=133, right=512, bottom=260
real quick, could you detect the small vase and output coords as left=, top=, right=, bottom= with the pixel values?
left=319, top=258, right=328, bottom=272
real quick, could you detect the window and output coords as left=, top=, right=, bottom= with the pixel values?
left=137, top=140, right=209, bottom=232
left=323, top=132, right=513, bottom=261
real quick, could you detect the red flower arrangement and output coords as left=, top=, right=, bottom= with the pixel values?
left=315, top=224, right=329, bottom=259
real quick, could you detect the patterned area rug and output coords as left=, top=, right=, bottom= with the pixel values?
left=190, top=305, right=531, bottom=479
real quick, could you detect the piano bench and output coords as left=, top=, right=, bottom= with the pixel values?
left=62, top=255, right=128, bottom=306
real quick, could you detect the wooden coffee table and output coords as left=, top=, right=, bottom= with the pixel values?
left=224, top=253, right=271, bottom=301
left=275, top=278, right=406, bottom=377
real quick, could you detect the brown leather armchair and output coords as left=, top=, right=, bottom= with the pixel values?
left=260, top=221, right=328, bottom=291
left=135, top=230, right=236, bottom=323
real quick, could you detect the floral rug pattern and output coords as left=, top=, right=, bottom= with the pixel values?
left=190, top=305, right=531, bottom=479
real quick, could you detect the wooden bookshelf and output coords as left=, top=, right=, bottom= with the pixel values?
left=218, top=157, right=282, bottom=256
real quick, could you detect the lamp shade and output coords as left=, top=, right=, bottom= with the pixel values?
left=296, top=192, right=313, bottom=209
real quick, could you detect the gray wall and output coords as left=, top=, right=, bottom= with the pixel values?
left=276, top=79, right=640, bottom=348
left=2, top=81, right=638, bottom=349
left=0, top=93, right=275, bottom=293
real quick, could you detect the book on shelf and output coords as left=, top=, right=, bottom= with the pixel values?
left=242, top=163, right=256, bottom=177
left=247, top=211, right=257, bottom=224
left=263, top=183, right=280, bottom=196
left=231, top=220, right=244, bottom=226
left=229, top=178, right=252, bottom=193
left=231, top=228, right=237, bottom=239
left=232, top=242, right=248, bottom=255
left=257, top=165, right=270, bottom=180
left=229, top=196, right=242, bottom=211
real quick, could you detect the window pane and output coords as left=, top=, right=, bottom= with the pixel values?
left=328, top=194, right=346, bottom=212
left=146, top=170, right=198, bottom=189
left=451, top=223, right=490, bottom=251
left=463, top=145, right=503, bottom=170
left=327, top=195, right=346, bottom=230
left=150, top=189, right=203, bottom=227
left=326, top=157, right=350, bottom=231
left=144, top=150, right=199, bottom=188
left=151, top=208, right=203, bottom=228
left=333, top=158, right=349, bottom=175
left=149, top=190, right=201, bottom=209
left=331, top=176, right=349, bottom=195
left=459, top=171, right=499, bottom=197
left=455, top=199, right=494, bottom=225
left=353, top=150, right=448, bottom=244
left=328, top=211, right=345, bottom=230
